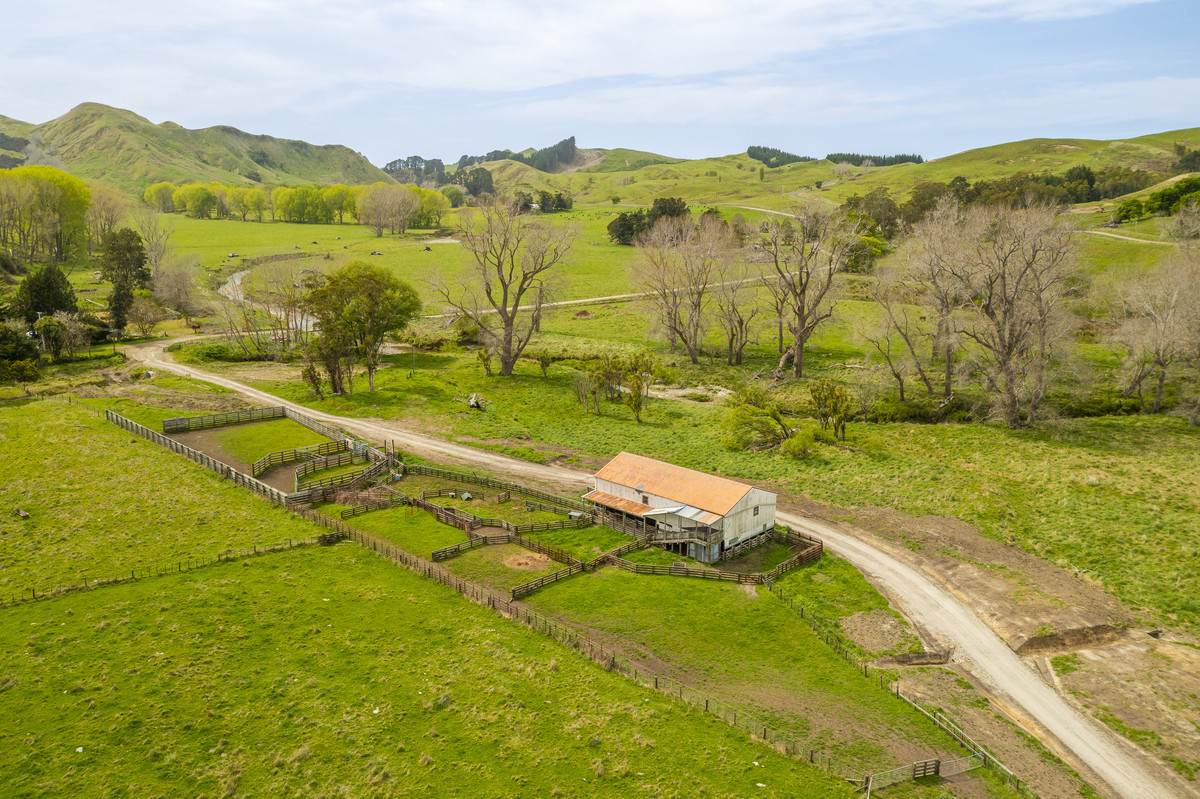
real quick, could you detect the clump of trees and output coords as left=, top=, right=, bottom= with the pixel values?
left=747, top=146, right=815, bottom=168
left=826, top=153, right=924, bottom=167
left=0, top=166, right=90, bottom=264
left=607, top=197, right=690, bottom=245
left=301, top=260, right=421, bottom=395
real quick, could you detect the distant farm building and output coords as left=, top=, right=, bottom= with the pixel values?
left=584, top=452, right=776, bottom=563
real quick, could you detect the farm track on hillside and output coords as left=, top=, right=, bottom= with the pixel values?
left=124, top=336, right=1189, bottom=799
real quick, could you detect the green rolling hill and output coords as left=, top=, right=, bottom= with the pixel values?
left=1, top=101, right=1195, bottom=213
left=0, top=102, right=393, bottom=193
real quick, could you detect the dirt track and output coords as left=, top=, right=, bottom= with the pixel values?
left=124, top=337, right=1189, bottom=799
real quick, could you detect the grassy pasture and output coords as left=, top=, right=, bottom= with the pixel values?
left=0, top=545, right=856, bottom=798
left=0, top=399, right=318, bottom=595
left=202, top=417, right=332, bottom=465
left=525, top=568, right=988, bottom=778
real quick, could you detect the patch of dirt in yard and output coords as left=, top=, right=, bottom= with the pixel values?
left=423, top=237, right=459, bottom=244
left=166, top=426, right=254, bottom=475
left=503, top=552, right=552, bottom=571
left=739, top=583, right=758, bottom=599
left=840, top=609, right=905, bottom=655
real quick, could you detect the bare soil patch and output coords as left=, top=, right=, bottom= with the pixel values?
left=502, top=552, right=553, bottom=571
left=560, top=149, right=605, bottom=174
left=900, top=667, right=1096, bottom=799
left=840, top=609, right=907, bottom=655
left=166, top=427, right=254, bottom=473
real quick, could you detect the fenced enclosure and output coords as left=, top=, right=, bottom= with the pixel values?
left=107, top=407, right=1031, bottom=796
left=339, top=493, right=410, bottom=519
left=403, top=464, right=590, bottom=512
left=252, top=440, right=347, bottom=477
left=109, top=410, right=291, bottom=505
left=296, top=459, right=384, bottom=492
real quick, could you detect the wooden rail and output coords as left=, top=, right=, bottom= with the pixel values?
left=511, top=562, right=586, bottom=599
left=608, top=557, right=762, bottom=584
left=339, top=494, right=409, bottom=519
left=298, top=460, right=384, bottom=492
left=404, top=464, right=589, bottom=512
left=162, top=406, right=284, bottom=433
left=110, top=411, right=290, bottom=505
left=252, top=440, right=347, bottom=477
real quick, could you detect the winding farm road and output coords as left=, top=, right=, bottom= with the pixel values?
left=126, top=338, right=1186, bottom=799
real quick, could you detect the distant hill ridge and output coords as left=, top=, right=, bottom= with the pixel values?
left=1, top=103, right=1197, bottom=206
left=0, top=102, right=393, bottom=193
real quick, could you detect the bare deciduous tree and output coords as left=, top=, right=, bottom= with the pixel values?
left=86, top=182, right=128, bottom=247
left=950, top=203, right=1080, bottom=427
left=632, top=215, right=730, bottom=364
left=713, top=256, right=761, bottom=366
left=753, top=209, right=861, bottom=378
left=132, top=206, right=175, bottom=274
left=152, top=255, right=203, bottom=326
left=1110, top=253, right=1200, bottom=413
left=858, top=265, right=934, bottom=400
left=433, top=198, right=575, bottom=376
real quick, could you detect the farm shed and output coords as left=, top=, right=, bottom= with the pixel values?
left=584, top=452, right=776, bottom=563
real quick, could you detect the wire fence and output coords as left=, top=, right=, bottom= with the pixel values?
left=0, top=537, right=318, bottom=609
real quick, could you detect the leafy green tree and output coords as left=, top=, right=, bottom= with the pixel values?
left=809, top=378, right=853, bottom=441
left=99, top=228, right=150, bottom=333
left=143, top=182, right=176, bottom=212
left=441, top=186, right=464, bottom=208
left=33, top=315, right=69, bottom=361
left=321, top=184, right=354, bottom=223
left=2, top=166, right=90, bottom=263
left=10, top=264, right=77, bottom=324
left=721, top=384, right=796, bottom=451
left=0, top=323, right=38, bottom=363
left=303, top=260, right=421, bottom=392
left=648, top=197, right=688, bottom=223
left=1115, top=199, right=1144, bottom=223
left=606, top=209, right=648, bottom=245
left=172, top=184, right=217, bottom=219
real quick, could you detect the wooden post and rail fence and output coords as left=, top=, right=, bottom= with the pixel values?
left=98, top=406, right=1030, bottom=795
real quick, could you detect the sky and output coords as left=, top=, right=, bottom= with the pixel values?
left=3, top=0, right=1199, bottom=167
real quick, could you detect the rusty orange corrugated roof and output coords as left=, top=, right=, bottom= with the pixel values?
left=593, top=452, right=755, bottom=516
left=582, top=489, right=656, bottom=516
